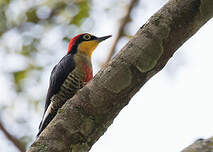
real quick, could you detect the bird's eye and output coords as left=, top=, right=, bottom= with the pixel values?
left=83, top=34, right=91, bottom=40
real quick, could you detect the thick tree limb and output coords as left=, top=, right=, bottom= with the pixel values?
left=28, top=0, right=213, bottom=151
left=0, top=121, right=25, bottom=152
left=181, top=138, right=213, bottom=152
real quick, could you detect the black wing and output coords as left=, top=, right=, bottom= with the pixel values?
left=39, top=54, right=75, bottom=129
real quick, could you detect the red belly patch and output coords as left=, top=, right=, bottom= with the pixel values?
left=82, top=63, right=93, bottom=82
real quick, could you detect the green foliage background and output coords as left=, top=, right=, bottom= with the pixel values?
left=0, top=0, right=139, bottom=151
left=0, top=0, right=196, bottom=152
left=0, top=0, right=92, bottom=150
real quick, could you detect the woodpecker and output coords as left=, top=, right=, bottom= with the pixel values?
left=37, top=33, right=111, bottom=137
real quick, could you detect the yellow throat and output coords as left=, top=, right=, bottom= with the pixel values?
left=78, top=40, right=99, bottom=58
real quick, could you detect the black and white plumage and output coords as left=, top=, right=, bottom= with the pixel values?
left=37, top=33, right=111, bottom=137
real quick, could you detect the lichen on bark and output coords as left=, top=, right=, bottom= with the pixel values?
left=27, top=0, right=213, bottom=151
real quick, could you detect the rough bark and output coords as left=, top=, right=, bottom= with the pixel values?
left=181, top=138, right=213, bottom=152
left=27, top=0, right=213, bottom=151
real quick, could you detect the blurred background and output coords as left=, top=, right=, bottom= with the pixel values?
left=0, top=0, right=213, bottom=151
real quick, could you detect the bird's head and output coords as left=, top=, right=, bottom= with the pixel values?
left=67, top=33, right=111, bottom=57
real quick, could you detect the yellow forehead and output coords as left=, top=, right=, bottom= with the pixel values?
left=78, top=40, right=99, bottom=57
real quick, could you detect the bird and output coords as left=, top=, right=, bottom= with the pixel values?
left=37, top=33, right=111, bottom=137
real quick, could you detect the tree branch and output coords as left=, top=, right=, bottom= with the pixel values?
left=181, top=138, right=213, bottom=152
left=103, top=0, right=139, bottom=65
left=0, top=121, right=25, bottom=152
left=27, top=0, right=213, bottom=151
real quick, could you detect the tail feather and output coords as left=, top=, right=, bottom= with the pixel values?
left=37, top=112, right=56, bottom=137
left=37, top=102, right=57, bottom=137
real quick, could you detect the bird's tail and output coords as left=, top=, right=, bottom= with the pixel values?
left=37, top=102, right=57, bottom=137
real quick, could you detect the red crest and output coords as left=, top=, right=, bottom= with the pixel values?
left=67, top=34, right=83, bottom=54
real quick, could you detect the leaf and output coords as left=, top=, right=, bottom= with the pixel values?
left=26, top=8, right=40, bottom=23
left=0, top=0, right=10, bottom=5
left=0, top=8, right=7, bottom=36
left=13, top=70, right=28, bottom=92
left=70, top=0, right=90, bottom=26
left=20, top=44, right=37, bottom=57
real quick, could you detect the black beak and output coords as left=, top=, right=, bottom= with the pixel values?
left=96, top=35, right=112, bottom=42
